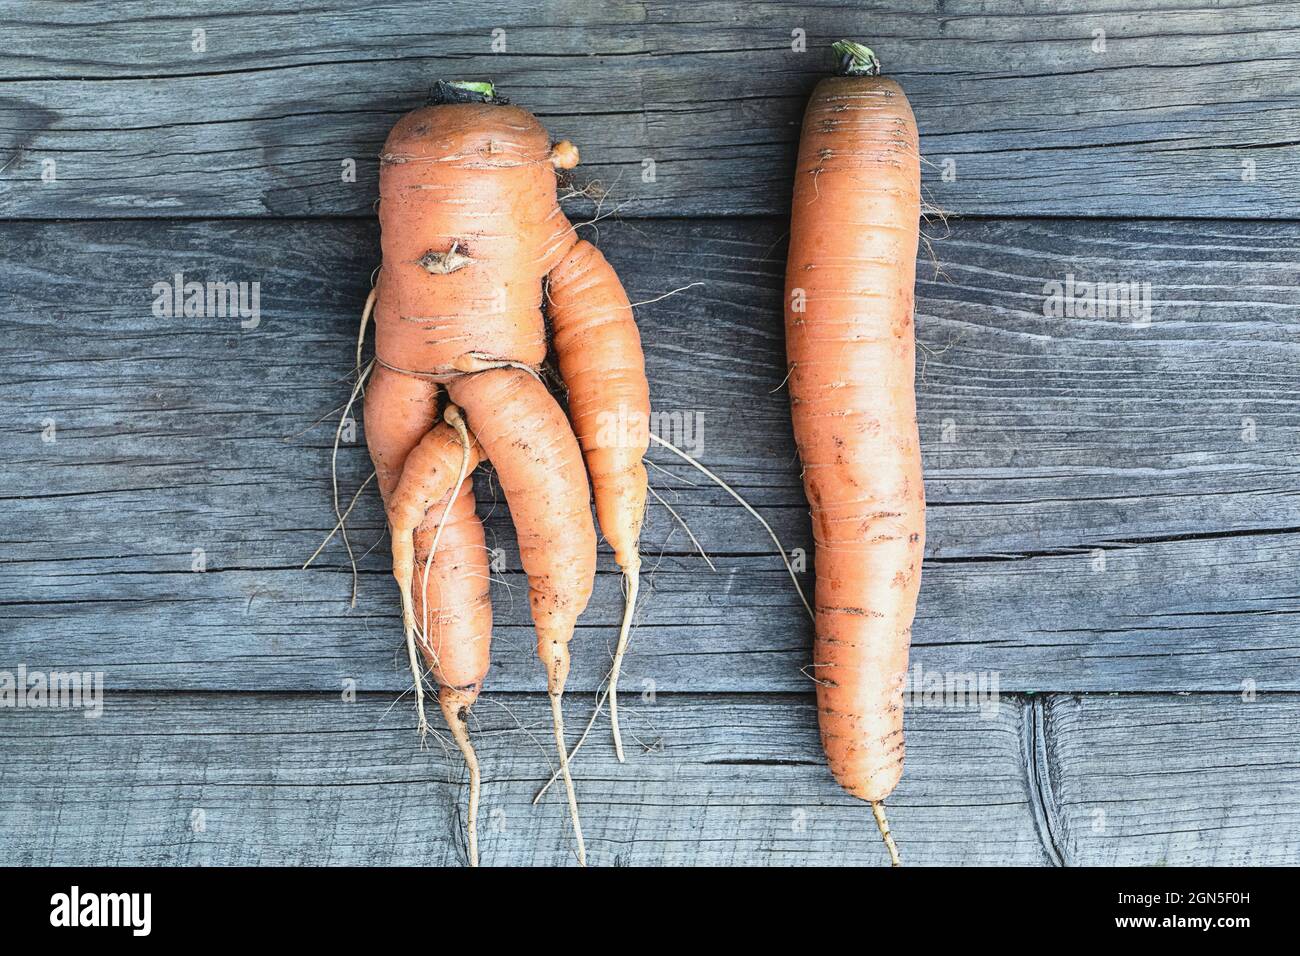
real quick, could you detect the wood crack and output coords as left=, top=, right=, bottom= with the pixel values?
left=1023, top=697, right=1067, bottom=866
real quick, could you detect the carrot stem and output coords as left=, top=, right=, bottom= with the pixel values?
left=832, top=40, right=881, bottom=77
left=448, top=81, right=494, bottom=97
left=429, top=79, right=501, bottom=105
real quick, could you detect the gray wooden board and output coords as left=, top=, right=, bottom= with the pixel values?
left=0, top=692, right=1047, bottom=866
left=3, top=216, right=1299, bottom=692
left=1042, top=694, right=1300, bottom=866
left=0, top=691, right=1293, bottom=866
left=2, top=1, right=1299, bottom=218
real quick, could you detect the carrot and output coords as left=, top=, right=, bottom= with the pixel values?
left=414, top=472, right=491, bottom=866
left=358, top=81, right=647, bottom=865
left=784, top=41, right=926, bottom=866
left=547, top=239, right=650, bottom=761
left=447, top=368, right=596, bottom=863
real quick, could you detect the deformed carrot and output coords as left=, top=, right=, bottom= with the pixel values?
left=359, top=81, right=646, bottom=865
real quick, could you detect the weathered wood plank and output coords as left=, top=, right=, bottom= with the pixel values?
left=5, top=540, right=1300, bottom=693
left=1, top=0, right=1297, bottom=218
left=0, top=691, right=1047, bottom=866
left=2, top=216, right=1298, bottom=691
left=4, top=216, right=1297, bottom=549
left=3, top=692, right=1292, bottom=865
left=1041, top=694, right=1300, bottom=866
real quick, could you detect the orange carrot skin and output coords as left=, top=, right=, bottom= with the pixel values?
left=785, top=75, right=926, bottom=802
left=411, top=479, right=492, bottom=695
left=548, top=239, right=651, bottom=569
left=365, top=96, right=622, bottom=863
left=365, top=371, right=491, bottom=699
left=387, top=423, right=482, bottom=537
left=376, top=104, right=577, bottom=376
left=364, top=364, right=442, bottom=501
left=447, top=368, right=597, bottom=692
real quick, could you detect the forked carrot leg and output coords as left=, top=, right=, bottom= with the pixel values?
left=547, top=239, right=650, bottom=760
left=387, top=421, right=479, bottom=738
left=448, top=368, right=596, bottom=866
left=363, top=364, right=442, bottom=731
left=407, top=417, right=491, bottom=866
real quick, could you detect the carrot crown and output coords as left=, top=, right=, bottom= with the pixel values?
left=832, top=40, right=881, bottom=77
left=428, top=80, right=504, bottom=105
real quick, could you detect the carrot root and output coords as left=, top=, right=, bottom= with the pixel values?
left=871, top=800, right=902, bottom=867
left=440, top=687, right=482, bottom=867
left=647, top=433, right=812, bottom=619
left=391, top=528, right=428, bottom=738
left=786, top=45, right=925, bottom=856
left=607, top=557, right=640, bottom=763
left=332, top=358, right=374, bottom=608
left=532, top=686, right=606, bottom=805
left=541, top=641, right=586, bottom=865
left=303, top=471, right=374, bottom=570
left=531, top=559, right=639, bottom=794
left=548, top=686, right=587, bottom=867
left=401, top=599, right=430, bottom=739
left=357, top=285, right=376, bottom=374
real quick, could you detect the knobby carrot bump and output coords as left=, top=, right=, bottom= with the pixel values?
left=359, top=81, right=650, bottom=866
left=784, top=42, right=926, bottom=866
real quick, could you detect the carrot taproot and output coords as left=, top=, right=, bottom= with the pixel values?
left=358, top=81, right=646, bottom=865
left=784, top=42, right=926, bottom=866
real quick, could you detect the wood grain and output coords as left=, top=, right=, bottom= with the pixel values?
left=1, top=1, right=1297, bottom=218
left=1041, top=694, right=1300, bottom=865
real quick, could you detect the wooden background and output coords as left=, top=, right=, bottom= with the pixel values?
left=2, top=0, right=1298, bottom=866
